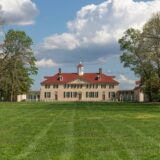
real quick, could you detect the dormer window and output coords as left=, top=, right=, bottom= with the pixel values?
left=96, top=75, right=101, bottom=81
left=58, top=75, right=63, bottom=81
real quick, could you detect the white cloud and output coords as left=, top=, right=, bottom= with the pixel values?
left=0, top=0, right=38, bottom=26
left=38, top=0, right=160, bottom=64
left=42, top=33, right=79, bottom=50
left=119, top=74, right=135, bottom=84
left=36, top=59, right=59, bottom=68
left=118, top=74, right=135, bottom=89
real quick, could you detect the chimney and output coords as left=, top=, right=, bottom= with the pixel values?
left=58, top=68, right=61, bottom=74
left=99, top=68, right=102, bottom=74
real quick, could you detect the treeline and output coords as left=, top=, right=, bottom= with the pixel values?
left=119, top=13, right=160, bottom=102
left=0, top=30, right=38, bottom=101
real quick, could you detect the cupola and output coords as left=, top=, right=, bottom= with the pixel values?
left=77, top=61, right=84, bottom=76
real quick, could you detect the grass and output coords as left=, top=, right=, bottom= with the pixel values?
left=0, top=102, right=160, bottom=160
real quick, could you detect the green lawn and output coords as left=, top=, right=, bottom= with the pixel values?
left=0, top=102, right=160, bottom=160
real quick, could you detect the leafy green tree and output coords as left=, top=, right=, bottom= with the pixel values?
left=142, top=13, right=160, bottom=78
left=119, top=13, right=160, bottom=102
left=0, top=29, right=38, bottom=101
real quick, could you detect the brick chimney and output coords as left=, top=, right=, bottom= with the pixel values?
left=58, top=68, right=61, bottom=74
left=99, top=68, right=102, bottom=74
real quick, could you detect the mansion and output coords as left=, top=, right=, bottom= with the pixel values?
left=15, top=63, right=146, bottom=102
left=40, top=62, right=119, bottom=101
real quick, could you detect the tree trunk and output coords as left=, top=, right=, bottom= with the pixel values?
left=147, top=81, right=153, bottom=102
left=10, top=71, right=14, bottom=102
left=148, top=91, right=153, bottom=102
left=10, top=84, right=14, bottom=102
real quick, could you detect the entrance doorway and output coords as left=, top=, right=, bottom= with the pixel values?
left=78, top=92, right=82, bottom=101
left=102, top=93, right=105, bottom=101
left=55, top=92, right=58, bottom=100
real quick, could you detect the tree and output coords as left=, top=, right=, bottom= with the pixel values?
left=142, top=13, right=160, bottom=78
left=119, top=13, right=160, bottom=102
left=0, top=29, right=38, bottom=101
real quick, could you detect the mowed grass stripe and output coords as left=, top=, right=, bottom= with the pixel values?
left=0, top=105, right=52, bottom=128
left=14, top=109, right=65, bottom=160
left=0, top=102, right=160, bottom=160
left=60, top=109, right=75, bottom=160
left=0, top=102, right=52, bottom=123
left=98, top=109, right=160, bottom=159
left=0, top=104, right=56, bottom=160
left=72, top=105, right=120, bottom=160
left=86, top=106, right=129, bottom=160
left=126, top=124, right=160, bottom=147
left=98, top=119, right=137, bottom=160
left=0, top=104, right=54, bottom=136
left=20, top=107, right=76, bottom=160
left=108, top=113, right=160, bottom=151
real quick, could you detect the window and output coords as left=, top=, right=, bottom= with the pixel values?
left=86, top=92, right=88, bottom=98
left=58, top=75, right=63, bottom=81
left=73, top=92, right=77, bottom=98
left=67, top=92, right=70, bottom=98
left=44, top=92, right=51, bottom=98
left=109, top=92, right=115, bottom=98
left=45, top=85, right=50, bottom=89
left=96, top=75, right=101, bottom=80
left=64, top=92, right=78, bottom=98
left=109, top=85, right=114, bottom=89
left=86, top=92, right=99, bottom=98
left=101, top=84, right=106, bottom=88
left=53, top=85, right=58, bottom=88
left=111, top=92, right=115, bottom=98
left=95, top=92, right=99, bottom=98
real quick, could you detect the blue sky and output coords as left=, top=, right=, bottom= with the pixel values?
left=0, top=0, right=159, bottom=90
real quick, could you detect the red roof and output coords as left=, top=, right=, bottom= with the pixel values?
left=41, top=73, right=119, bottom=85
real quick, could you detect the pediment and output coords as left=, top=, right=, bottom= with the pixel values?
left=70, top=78, right=88, bottom=84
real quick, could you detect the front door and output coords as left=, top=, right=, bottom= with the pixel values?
left=79, top=92, right=82, bottom=101
left=55, top=94, right=58, bottom=100
left=55, top=92, right=58, bottom=100
left=102, top=94, right=105, bottom=101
